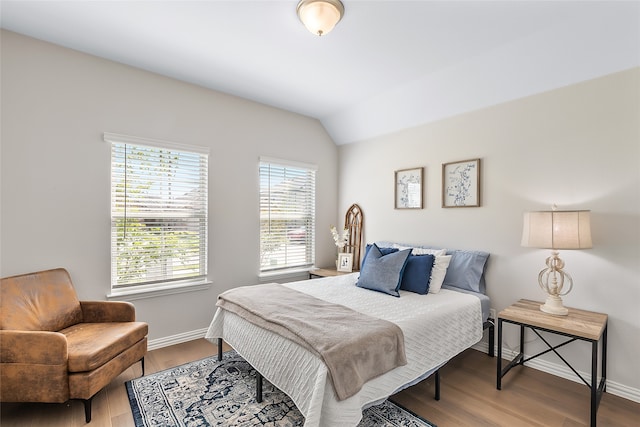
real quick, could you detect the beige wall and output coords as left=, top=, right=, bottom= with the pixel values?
left=0, top=30, right=339, bottom=342
left=338, top=67, right=640, bottom=398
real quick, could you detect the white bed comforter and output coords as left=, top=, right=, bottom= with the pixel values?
left=205, top=273, right=482, bottom=427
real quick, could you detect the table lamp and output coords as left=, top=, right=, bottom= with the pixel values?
left=521, top=209, right=592, bottom=315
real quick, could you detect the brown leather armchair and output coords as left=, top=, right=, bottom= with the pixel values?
left=0, top=268, right=148, bottom=422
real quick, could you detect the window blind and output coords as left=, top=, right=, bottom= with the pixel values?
left=259, top=158, right=316, bottom=272
left=107, top=133, right=208, bottom=289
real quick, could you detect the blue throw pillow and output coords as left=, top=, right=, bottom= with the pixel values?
left=357, top=244, right=412, bottom=297
left=442, top=250, right=490, bottom=293
left=361, top=244, right=398, bottom=270
left=400, top=254, right=435, bottom=295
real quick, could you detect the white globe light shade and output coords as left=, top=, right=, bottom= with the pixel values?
left=297, top=0, right=345, bottom=36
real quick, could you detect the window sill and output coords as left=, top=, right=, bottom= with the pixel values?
left=259, top=267, right=311, bottom=283
left=107, top=279, right=213, bottom=302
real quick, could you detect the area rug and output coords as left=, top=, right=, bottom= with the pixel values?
left=126, top=350, right=436, bottom=427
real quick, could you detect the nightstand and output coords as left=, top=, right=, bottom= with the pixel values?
left=497, top=299, right=607, bottom=427
left=309, top=268, right=353, bottom=279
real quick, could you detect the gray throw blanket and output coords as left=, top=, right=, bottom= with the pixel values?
left=216, top=283, right=407, bottom=400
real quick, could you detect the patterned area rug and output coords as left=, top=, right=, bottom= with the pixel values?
left=126, top=350, right=435, bottom=427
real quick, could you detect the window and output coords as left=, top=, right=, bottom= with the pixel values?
left=106, top=133, right=208, bottom=291
left=259, top=157, right=316, bottom=273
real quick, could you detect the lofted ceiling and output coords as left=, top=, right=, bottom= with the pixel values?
left=1, top=1, right=638, bottom=145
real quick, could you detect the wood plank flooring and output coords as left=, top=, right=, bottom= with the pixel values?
left=1, top=339, right=638, bottom=426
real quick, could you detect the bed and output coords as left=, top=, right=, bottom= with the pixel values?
left=205, top=242, right=492, bottom=427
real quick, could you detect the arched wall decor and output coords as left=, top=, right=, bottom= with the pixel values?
left=344, top=204, right=364, bottom=271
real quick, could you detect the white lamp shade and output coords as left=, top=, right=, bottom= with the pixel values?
left=297, top=0, right=344, bottom=36
left=521, top=210, right=592, bottom=249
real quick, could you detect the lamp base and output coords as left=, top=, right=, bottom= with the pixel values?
left=540, top=295, right=569, bottom=316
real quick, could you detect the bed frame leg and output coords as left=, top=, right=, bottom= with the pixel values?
left=435, top=369, right=441, bottom=401
left=256, top=371, right=263, bottom=403
left=484, top=320, right=495, bottom=357
left=488, top=321, right=495, bottom=357
left=217, top=338, right=223, bottom=361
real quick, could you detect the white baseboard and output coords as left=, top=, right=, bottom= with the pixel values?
left=471, top=341, right=640, bottom=404
left=149, top=331, right=640, bottom=404
left=147, top=328, right=209, bottom=351
left=471, top=340, right=491, bottom=355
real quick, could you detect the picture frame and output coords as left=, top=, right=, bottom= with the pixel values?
left=442, top=158, right=481, bottom=208
left=337, top=253, right=353, bottom=272
left=395, top=167, right=423, bottom=209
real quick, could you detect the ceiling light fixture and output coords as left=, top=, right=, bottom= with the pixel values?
left=296, top=0, right=345, bottom=36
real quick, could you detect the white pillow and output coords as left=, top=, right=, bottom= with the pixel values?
left=410, top=247, right=446, bottom=256
left=389, top=244, right=449, bottom=292
left=428, top=255, right=451, bottom=293
left=390, top=244, right=446, bottom=256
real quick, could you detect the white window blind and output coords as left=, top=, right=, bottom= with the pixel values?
left=107, top=133, right=208, bottom=289
left=259, top=157, right=316, bottom=272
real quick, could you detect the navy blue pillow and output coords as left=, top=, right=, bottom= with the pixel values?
left=400, top=254, right=435, bottom=295
left=357, top=244, right=412, bottom=297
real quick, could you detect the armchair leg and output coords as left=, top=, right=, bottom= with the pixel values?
left=83, top=397, right=93, bottom=423
left=79, top=357, right=143, bottom=423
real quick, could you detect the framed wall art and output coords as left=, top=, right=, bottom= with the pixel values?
left=337, top=253, right=353, bottom=272
left=395, top=167, right=423, bottom=209
left=442, top=158, right=481, bottom=208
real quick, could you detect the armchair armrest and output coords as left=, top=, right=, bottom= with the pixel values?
left=80, top=300, right=136, bottom=322
left=0, top=330, right=67, bottom=364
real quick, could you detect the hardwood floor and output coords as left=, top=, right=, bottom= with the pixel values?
left=2, top=339, right=638, bottom=426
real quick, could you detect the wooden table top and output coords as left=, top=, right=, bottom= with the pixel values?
left=499, top=299, right=608, bottom=341
left=309, top=268, right=353, bottom=277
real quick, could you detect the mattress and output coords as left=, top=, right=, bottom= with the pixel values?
left=441, top=284, right=491, bottom=323
left=205, top=272, right=484, bottom=427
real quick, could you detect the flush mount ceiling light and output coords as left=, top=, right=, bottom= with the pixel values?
left=296, top=0, right=345, bottom=36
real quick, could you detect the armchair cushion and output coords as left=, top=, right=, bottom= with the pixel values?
left=61, top=321, right=148, bottom=372
left=0, top=268, right=82, bottom=331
